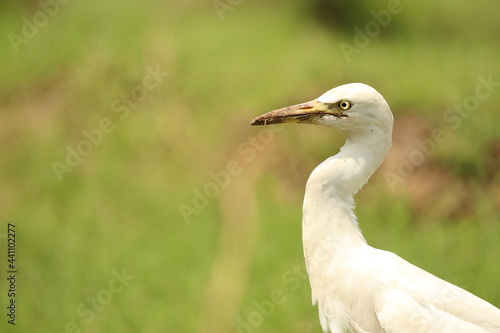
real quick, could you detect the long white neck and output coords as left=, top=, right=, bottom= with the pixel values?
left=302, top=127, right=392, bottom=272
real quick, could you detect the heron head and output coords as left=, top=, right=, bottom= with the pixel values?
left=251, top=83, right=393, bottom=135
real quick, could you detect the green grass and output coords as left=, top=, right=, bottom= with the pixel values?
left=0, top=1, right=499, bottom=332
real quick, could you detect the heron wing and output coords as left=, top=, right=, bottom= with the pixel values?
left=377, top=290, right=490, bottom=333
left=375, top=250, right=500, bottom=333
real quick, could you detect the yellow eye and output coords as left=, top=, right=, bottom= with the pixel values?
left=338, top=100, right=352, bottom=110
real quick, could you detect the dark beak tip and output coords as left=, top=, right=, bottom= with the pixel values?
left=250, top=117, right=266, bottom=126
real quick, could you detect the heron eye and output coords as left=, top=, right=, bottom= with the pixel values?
left=338, top=100, right=352, bottom=110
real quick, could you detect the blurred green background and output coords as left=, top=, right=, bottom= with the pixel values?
left=0, top=0, right=499, bottom=332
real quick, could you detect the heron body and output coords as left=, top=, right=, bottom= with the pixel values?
left=251, top=83, right=500, bottom=333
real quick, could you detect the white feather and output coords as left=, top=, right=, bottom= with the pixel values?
left=296, top=83, right=500, bottom=332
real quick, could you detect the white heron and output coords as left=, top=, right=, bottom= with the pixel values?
left=250, top=83, right=500, bottom=333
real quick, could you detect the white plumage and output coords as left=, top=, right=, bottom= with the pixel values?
left=251, top=83, right=500, bottom=333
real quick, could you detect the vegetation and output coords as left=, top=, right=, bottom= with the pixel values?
left=0, top=0, right=498, bottom=332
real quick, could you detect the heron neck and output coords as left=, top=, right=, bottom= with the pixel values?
left=302, top=129, right=391, bottom=254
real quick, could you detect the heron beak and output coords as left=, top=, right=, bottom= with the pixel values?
left=250, top=100, right=344, bottom=126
